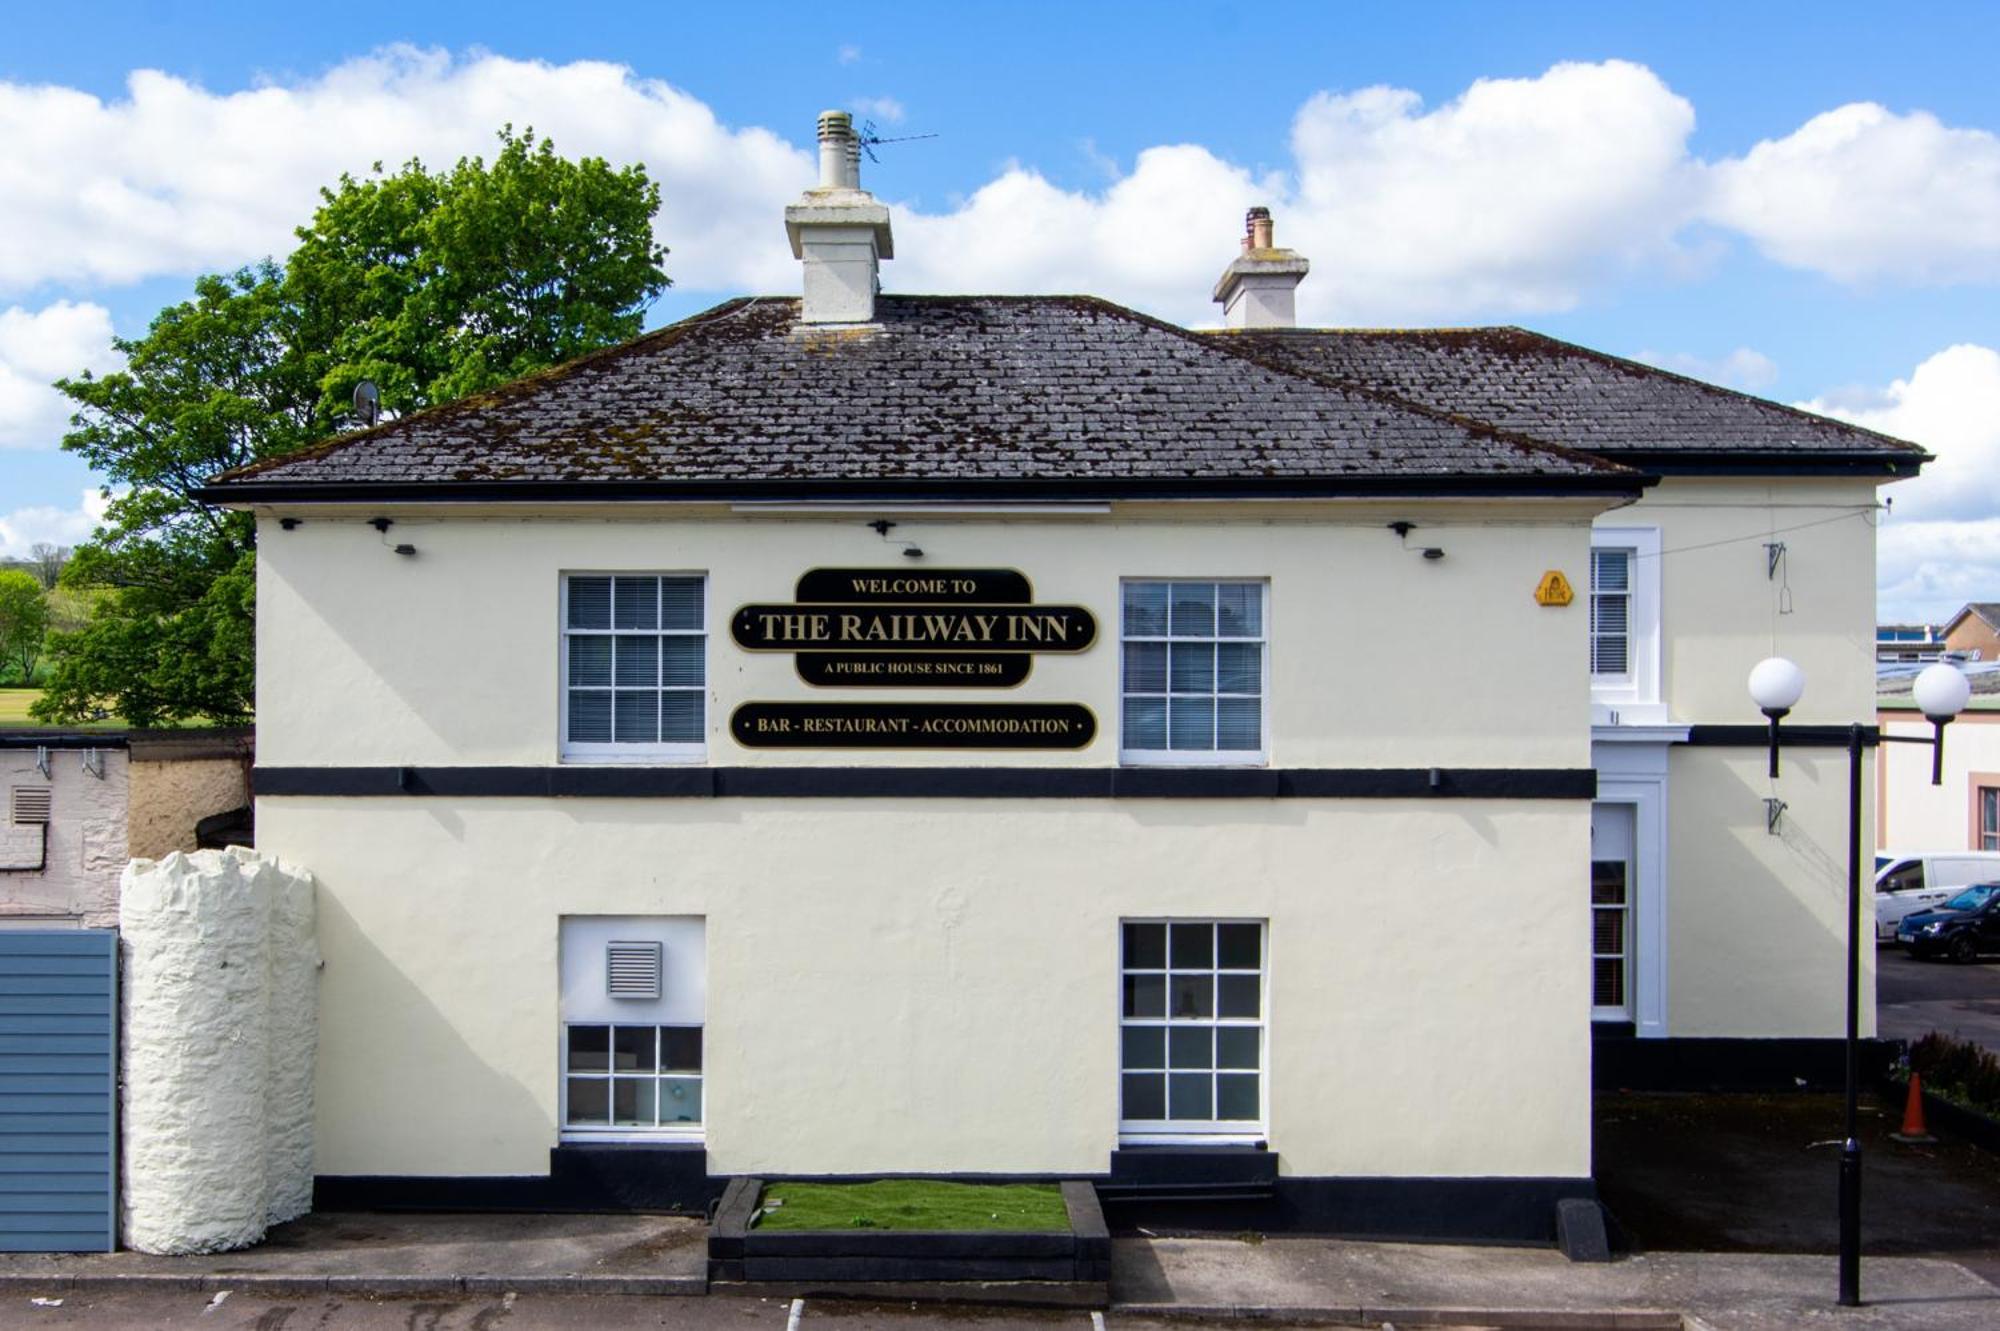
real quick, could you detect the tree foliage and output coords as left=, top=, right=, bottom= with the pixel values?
left=0, top=571, right=49, bottom=684
left=34, top=128, right=668, bottom=726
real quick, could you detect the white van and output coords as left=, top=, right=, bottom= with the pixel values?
left=1875, top=851, right=2000, bottom=940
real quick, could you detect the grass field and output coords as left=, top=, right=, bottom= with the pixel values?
left=753, top=1180, right=1069, bottom=1232
left=0, top=689, right=125, bottom=730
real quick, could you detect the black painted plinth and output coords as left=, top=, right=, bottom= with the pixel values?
left=707, top=1178, right=1109, bottom=1303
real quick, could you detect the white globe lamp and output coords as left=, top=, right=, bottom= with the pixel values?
left=1748, top=656, right=1806, bottom=778
left=1912, top=662, right=1971, bottom=785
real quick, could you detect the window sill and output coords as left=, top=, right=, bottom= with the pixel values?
left=559, top=1129, right=705, bottom=1144
left=559, top=750, right=709, bottom=766
left=1119, top=752, right=1269, bottom=768
left=1119, top=1131, right=1267, bottom=1147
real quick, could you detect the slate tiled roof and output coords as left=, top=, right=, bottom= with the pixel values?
left=1220, top=327, right=1926, bottom=465
left=1949, top=603, right=2000, bottom=633
left=208, top=297, right=1634, bottom=496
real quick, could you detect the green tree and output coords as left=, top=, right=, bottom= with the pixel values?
left=35, top=128, right=668, bottom=726
left=0, top=571, right=50, bottom=684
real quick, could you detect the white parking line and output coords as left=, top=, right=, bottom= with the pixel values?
left=787, top=1295, right=806, bottom=1331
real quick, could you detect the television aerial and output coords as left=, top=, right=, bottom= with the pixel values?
left=856, top=120, right=938, bottom=165
left=352, top=380, right=381, bottom=427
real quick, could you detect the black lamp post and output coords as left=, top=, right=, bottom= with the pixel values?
left=1750, top=656, right=1970, bottom=1308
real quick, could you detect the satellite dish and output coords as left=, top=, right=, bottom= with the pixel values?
left=352, top=380, right=381, bottom=427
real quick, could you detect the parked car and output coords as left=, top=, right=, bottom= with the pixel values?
left=1874, top=852, right=2000, bottom=941
left=1898, top=884, right=2000, bottom=961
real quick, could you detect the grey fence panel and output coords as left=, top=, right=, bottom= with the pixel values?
left=0, top=931, right=115, bottom=1252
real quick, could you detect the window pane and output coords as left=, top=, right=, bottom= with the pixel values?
left=1169, top=642, right=1214, bottom=693
left=1122, top=1073, right=1166, bottom=1120
left=1167, top=1073, right=1213, bottom=1120
left=1592, top=635, right=1629, bottom=676
left=661, top=636, right=704, bottom=687
left=1216, top=1026, right=1259, bottom=1070
left=1592, top=549, right=1631, bottom=592
left=613, top=691, right=659, bottom=743
left=613, top=1026, right=656, bottom=1072
left=1594, top=958, right=1625, bottom=1008
left=662, top=1027, right=702, bottom=1073
left=1217, top=924, right=1260, bottom=970
left=1216, top=1074, right=1259, bottom=1121
left=1169, top=584, right=1215, bottom=637
left=1218, top=974, right=1261, bottom=1019
left=1123, top=974, right=1165, bottom=1019
left=660, top=578, right=703, bottom=631
left=1591, top=863, right=1627, bottom=905
left=568, top=577, right=611, bottom=629
left=1216, top=584, right=1262, bottom=637
left=1594, top=910, right=1626, bottom=956
left=567, top=1026, right=610, bottom=1072
left=566, top=1078, right=609, bottom=1124
left=569, top=636, right=612, bottom=687
left=1216, top=699, right=1261, bottom=752
left=1170, top=923, right=1214, bottom=968
left=1216, top=643, right=1261, bottom=694
left=1168, top=1026, right=1211, bottom=1069
left=1123, top=641, right=1167, bottom=693
left=1123, top=922, right=1166, bottom=969
left=1123, top=698, right=1167, bottom=750
left=1122, top=1026, right=1165, bottom=1070
left=1592, top=595, right=1628, bottom=636
left=660, top=691, right=704, bottom=744
left=1168, top=698, right=1214, bottom=750
left=568, top=691, right=612, bottom=743
left=659, top=1076, right=702, bottom=1123
left=1169, top=974, right=1214, bottom=1019
left=614, top=576, right=659, bottom=629
left=1123, top=582, right=1167, bottom=636
left=614, top=635, right=658, bottom=687
left=613, top=1077, right=656, bottom=1127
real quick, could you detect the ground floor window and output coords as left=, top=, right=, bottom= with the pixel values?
left=564, top=1024, right=702, bottom=1130
left=1981, top=786, right=1999, bottom=851
left=1591, top=803, right=1636, bottom=1020
left=1120, top=919, right=1264, bottom=1137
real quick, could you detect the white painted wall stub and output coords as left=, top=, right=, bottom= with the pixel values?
left=119, top=849, right=317, bottom=1253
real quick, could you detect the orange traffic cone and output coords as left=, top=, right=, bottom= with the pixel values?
left=1891, top=1073, right=1936, bottom=1143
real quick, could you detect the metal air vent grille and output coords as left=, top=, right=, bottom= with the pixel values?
left=606, top=941, right=663, bottom=1000
left=10, top=787, right=51, bottom=826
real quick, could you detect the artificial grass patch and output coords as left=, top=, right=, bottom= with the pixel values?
left=753, top=1180, right=1069, bottom=1232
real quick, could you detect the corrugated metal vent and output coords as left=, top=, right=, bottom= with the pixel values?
left=10, top=787, right=51, bottom=826
left=606, top=941, right=663, bottom=999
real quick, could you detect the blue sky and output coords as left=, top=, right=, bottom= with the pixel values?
left=3, top=2, right=1998, bottom=618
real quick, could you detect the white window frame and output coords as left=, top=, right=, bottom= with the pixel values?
left=1118, top=917, right=1268, bottom=1145
left=558, top=1022, right=705, bottom=1141
left=1590, top=527, right=1662, bottom=723
left=1118, top=579, right=1271, bottom=767
left=559, top=572, right=708, bottom=764
left=1591, top=733, right=1677, bottom=1038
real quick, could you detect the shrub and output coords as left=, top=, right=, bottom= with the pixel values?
left=1908, top=1031, right=2000, bottom=1115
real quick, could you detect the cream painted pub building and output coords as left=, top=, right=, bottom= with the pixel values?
left=201, top=115, right=1923, bottom=1241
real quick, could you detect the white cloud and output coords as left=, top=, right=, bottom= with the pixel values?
left=1707, top=104, right=2000, bottom=284
left=850, top=96, right=904, bottom=126
left=3, top=50, right=1998, bottom=330
left=1632, top=347, right=1779, bottom=392
left=1795, top=344, right=2000, bottom=622
left=0, top=488, right=110, bottom=559
left=837, top=45, right=862, bottom=66
left=0, top=302, right=121, bottom=449
left=0, top=47, right=811, bottom=298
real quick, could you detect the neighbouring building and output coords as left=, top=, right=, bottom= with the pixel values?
left=2, top=730, right=254, bottom=927
left=1941, top=603, right=2000, bottom=662
left=1879, top=667, right=2000, bottom=852
left=1877, top=622, right=1946, bottom=663
left=196, top=112, right=1925, bottom=1242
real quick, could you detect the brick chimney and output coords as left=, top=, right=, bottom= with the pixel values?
left=785, top=110, right=895, bottom=324
left=1212, top=206, right=1309, bottom=329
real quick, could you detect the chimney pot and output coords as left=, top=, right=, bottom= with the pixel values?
left=1247, top=206, right=1274, bottom=251
left=817, top=109, right=855, bottom=188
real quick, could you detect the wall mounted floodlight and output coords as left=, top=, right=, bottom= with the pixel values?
left=1747, top=656, right=1807, bottom=777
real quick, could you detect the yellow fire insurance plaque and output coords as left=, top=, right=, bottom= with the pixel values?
left=1535, top=570, right=1575, bottom=606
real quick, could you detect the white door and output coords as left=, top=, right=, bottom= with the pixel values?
left=1591, top=804, right=1636, bottom=1022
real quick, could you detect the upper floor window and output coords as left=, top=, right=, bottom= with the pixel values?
left=1120, top=580, right=1268, bottom=765
left=1589, top=528, right=1661, bottom=720
left=562, top=574, right=706, bottom=762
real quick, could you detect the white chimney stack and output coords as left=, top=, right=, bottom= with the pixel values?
left=786, top=110, right=894, bottom=324
left=1213, top=206, right=1309, bottom=329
